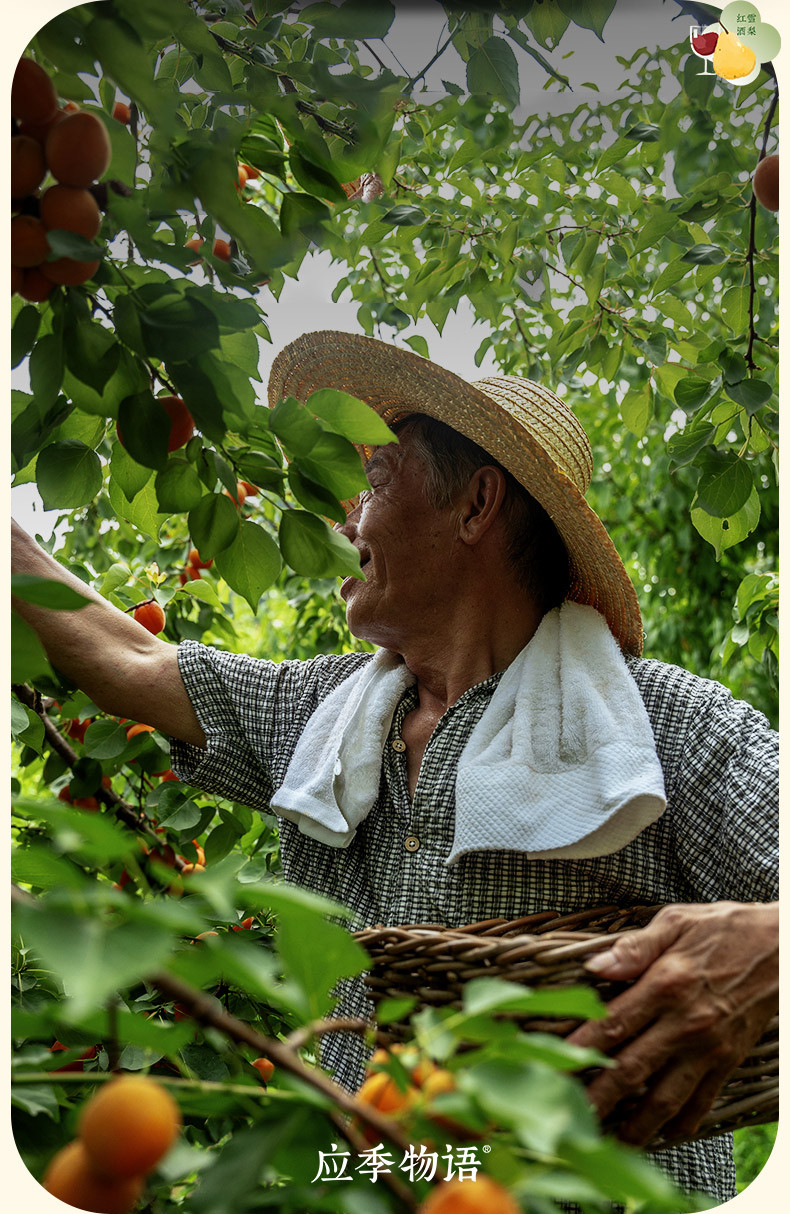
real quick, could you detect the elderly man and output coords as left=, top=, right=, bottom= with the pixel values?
left=12, top=331, right=778, bottom=1208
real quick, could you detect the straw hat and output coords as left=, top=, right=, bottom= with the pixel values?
left=268, top=330, right=643, bottom=656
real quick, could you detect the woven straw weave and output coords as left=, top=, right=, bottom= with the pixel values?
left=354, top=905, right=778, bottom=1151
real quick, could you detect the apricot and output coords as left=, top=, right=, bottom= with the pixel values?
left=132, top=601, right=166, bottom=634
left=126, top=722, right=155, bottom=739
left=11, top=265, right=24, bottom=295
left=240, top=162, right=260, bottom=180
left=11, top=215, right=50, bottom=267
left=179, top=564, right=201, bottom=585
left=212, top=237, right=231, bottom=261
left=185, top=237, right=204, bottom=263
left=19, top=267, right=55, bottom=303
left=46, top=110, right=112, bottom=187
left=236, top=164, right=249, bottom=191
left=180, top=862, right=205, bottom=875
left=41, top=184, right=102, bottom=240
left=79, top=1074, right=181, bottom=1179
left=754, top=154, right=779, bottom=212
left=239, top=482, right=259, bottom=498
left=66, top=717, right=90, bottom=744
left=50, top=1042, right=98, bottom=1073
left=418, top=1174, right=522, bottom=1214
left=223, top=482, right=248, bottom=507
left=188, top=547, right=213, bottom=569
left=113, top=101, right=131, bottom=125
left=12, top=57, right=58, bottom=126
left=43, top=1140, right=144, bottom=1214
left=159, top=395, right=195, bottom=450
left=252, top=1057, right=275, bottom=1081
left=17, top=107, right=68, bottom=145
left=357, top=1070, right=420, bottom=1116
left=40, top=257, right=100, bottom=286
left=11, top=134, right=46, bottom=198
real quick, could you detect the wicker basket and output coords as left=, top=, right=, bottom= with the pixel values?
left=353, top=905, right=778, bottom=1151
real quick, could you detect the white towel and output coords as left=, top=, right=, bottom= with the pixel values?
left=449, top=602, right=666, bottom=863
left=271, top=602, right=666, bottom=859
left=272, top=648, right=414, bottom=846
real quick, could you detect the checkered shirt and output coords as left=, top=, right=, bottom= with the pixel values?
left=170, top=641, right=778, bottom=1206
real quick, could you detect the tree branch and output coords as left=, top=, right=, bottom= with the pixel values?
left=407, top=31, right=455, bottom=92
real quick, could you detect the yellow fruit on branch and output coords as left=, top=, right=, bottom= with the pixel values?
left=79, top=1074, right=181, bottom=1178
left=417, top=1173, right=522, bottom=1214
left=43, top=1140, right=144, bottom=1214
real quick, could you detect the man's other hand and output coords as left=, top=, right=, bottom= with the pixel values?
left=565, top=900, right=778, bottom=1146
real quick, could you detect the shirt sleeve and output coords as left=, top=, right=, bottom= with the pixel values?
left=168, top=640, right=369, bottom=810
left=668, top=674, right=778, bottom=903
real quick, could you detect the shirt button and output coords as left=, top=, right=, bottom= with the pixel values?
left=391, top=738, right=406, bottom=753
left=404, top=834, right=420, bottom=853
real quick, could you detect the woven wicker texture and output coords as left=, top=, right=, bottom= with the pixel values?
left=354, top=905, right=778, bottom=1151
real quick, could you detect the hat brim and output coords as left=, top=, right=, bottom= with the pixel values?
left=268, top=330, right=643, bottom=656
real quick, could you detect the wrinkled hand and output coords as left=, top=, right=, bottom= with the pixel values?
left=566, top=901, right=778, bottom=1146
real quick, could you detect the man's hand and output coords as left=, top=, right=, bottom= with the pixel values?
left=565, top=901, right=778, bottom=1146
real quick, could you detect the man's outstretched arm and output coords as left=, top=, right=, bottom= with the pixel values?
left=12, top=519, right=206, bottom=748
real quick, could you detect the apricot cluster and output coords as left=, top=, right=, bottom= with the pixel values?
left=42, top=1074, right=181, bottom=1213
left=11, top=56, right=111, bottom=302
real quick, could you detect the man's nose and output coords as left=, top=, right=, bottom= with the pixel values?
left=333, top=499, right=360, bottom=537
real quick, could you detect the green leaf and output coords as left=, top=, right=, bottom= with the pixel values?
left=269, top=397, right=325, bottom=457
left=462, top=977, right=606, bottom=1021
left=695, top=450, right=754, bottom=518
left=108, top=475, right=171, bottom=539
left=524, top=0, right=571, bottom=48
left=279, top=511, right=363, bottom=578
left=557, top=0, right=616, bottom=41
left=14, top=902, right=176, bottom=1020
left=306, top=388, right=397, bottom=446
left=288, top=467, right=346, bottom=525
left=10, top=575, right=90, bottom=611
left=619, top=382, right=652, bottom=438
left=188, top=494, right=241, bottom=560
left=213, top=521, right=282, bottom=612
left=83, top=720, right=130, bottom=760
left=137, top=290, right=221, bottom=363
left=467, top=36, right=520, bottom=106
left=681, top=243, right=727, bottom=265
left=275, top=899, right=369, bottom=1019
left=45, top=229, right=103, bottom=260
left=64, top=316, right=122, bottom=395
left=280, top=192, right=331, bottom=240
left=116, top=392, right=171, bottom=472
left=297, top=431, right=370, bottom=500
left=404, top=335, right=430, bottom=358
left=381, top=204, right=426, bottom=227
left=110, top=441, right=153, bottom=501
left=301, top=0, right=395, bottom=39
left=11, top=613, right=55, bottom=685
left=29, top=332, right=65, bottom=411
left=724, top=378, right=773, bottom=414
left=36, top=441, right=103, bottom=509
left=11, top=305, right=41, bottom=369
left=666, top=423, right=716, bottom=466
left=673, top=376, right=721, bottom=414
left=155, top=460, right=205, bottom=513
left=651, top=256, right=692, bottom=295
left=631, top=210, right=679, bottom=255
left=721, top=285, right=750, bottom=332
left=288, top=145, right=347, bottom=204
left=718, top=348, right=748, bottom=385
left=633, top=330, right=667, bottom=365
left=595, top=137, right=632, bottom=173
left=624, top=121, right=660, bottom=142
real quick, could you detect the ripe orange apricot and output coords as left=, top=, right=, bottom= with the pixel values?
left=40, top=256, right=100, bottom=286
left=11, top=265, right=24, bottom=295
left=223, top=482, right=248, bottom=507
left=180, top=862, right=206, bottom=876
left=418, top=1174, right=522, bottom=1214
left=212, top=237, right=231, bottom=261
left=185, top=236, right=204, bottom=263
left=11, top=215, right=50, bottom=267
left=236, top=164, right=249, bottom=191
left=240, top=162, right=260, bottom=180
left=79, top=1074, right=182, bottom=1179
left=46, top=110, right=112, bottom=187
left=132, top=601, right=166, bottom=634
left=357, top=1070, right=420, bottom=1116
left=113, top=100, right=131, bottom=125
left=188, top=546, right=213, bottom=569
left=179, top=563, right=201, bottom=585
left=43, top=1140, right=144, bottom=1214
left=126, top=722, right=155, bottom=739
left=12, top=57, right=58, bottom=126
left=40, top=184, right=102, bottom=240
left=753, top=154, right=779, bottom=212
left=239, top=481, right=259, bottom=498
left=252, top=1057, right=275, bottom=1081
left=11, top=134, right=46, bottom=197
left=19, top=266, right=55, bottom=302
left=18, top=107, right=68, bottom=145
left=160, top=395, right=195, bottom=451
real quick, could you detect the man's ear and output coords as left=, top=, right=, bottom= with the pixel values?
left=455, top=466, right=508, bottom=546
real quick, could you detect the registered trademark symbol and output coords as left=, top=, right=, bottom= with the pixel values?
left=482, top=1145, right=491, bottom=1153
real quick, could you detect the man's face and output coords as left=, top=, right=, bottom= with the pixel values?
left=338, top=433, right=457, bottom=650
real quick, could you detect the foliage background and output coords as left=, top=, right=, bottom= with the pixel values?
left=9, top=0, right=779, bottom=1210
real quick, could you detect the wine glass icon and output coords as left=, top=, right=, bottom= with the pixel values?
left=689, top=25, right=719, bottom=74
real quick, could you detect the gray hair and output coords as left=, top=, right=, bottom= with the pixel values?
left=394, top=414, right=570, bottom=611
